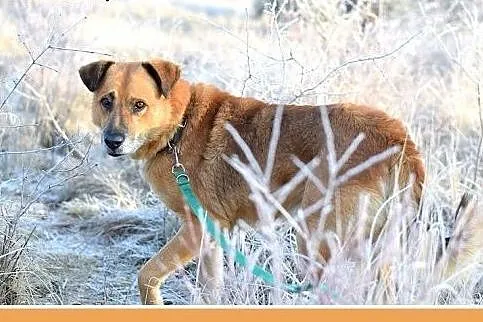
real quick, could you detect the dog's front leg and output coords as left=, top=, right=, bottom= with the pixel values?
left=138, top=217, right=202, bottom=305
left=198, top=236, right=224, bottom=304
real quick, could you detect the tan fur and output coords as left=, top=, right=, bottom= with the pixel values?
left=79, top=59, right=425, bottom=304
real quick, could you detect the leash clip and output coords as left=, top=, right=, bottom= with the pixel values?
left=171, top=145, right=187, bottom=177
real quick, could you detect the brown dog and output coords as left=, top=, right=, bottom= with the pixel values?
left=79, top=59, right=425, bottom=304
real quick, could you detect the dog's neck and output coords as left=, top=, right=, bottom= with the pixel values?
left=158, top=114, right=187, bottom=155
left=132, top=79, right=192, bottom=160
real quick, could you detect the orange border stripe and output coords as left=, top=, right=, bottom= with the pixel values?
left=1, top=308, right=482, bottom=322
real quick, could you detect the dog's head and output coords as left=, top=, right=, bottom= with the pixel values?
left=79, top=59, right=188, bottom=158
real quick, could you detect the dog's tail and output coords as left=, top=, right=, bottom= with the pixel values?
left=438, top=192, right=483, bottom=279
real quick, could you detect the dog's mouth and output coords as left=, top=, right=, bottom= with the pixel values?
left=106, top=150, right=126, bottom=157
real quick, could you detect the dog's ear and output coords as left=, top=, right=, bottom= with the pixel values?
left=79, top=60, right=114, bottom=92
left=141, top=60, right=181, bottom=98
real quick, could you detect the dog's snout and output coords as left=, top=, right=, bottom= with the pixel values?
left=104, top=132, right=125, bottom=150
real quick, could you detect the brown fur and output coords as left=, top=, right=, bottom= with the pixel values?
left=79, top=59, right=425, bottom=304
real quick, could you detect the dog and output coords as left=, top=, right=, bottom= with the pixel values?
left=79, top=58, right=433, bottom=304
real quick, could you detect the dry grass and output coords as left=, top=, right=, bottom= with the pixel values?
left=0, top=0, right=481, bottom=305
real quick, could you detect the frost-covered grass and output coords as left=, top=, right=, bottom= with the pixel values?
left=0, top=0, right=482, bottom=305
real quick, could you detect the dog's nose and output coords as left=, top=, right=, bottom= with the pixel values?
left=104, top=132, right=125, bottom=150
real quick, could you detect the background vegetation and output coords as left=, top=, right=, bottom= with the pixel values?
left=0, top=0, right=481, bottom=304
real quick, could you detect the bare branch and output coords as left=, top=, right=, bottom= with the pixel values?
left=241, top=9, right=252, bottom=96
left=264, top=105, right=284, bottom=184
left=320, top=106, right=337, bottom=175
left=17, top=33, right=34, bottom=61
left=0, top=139, right=82, bottom=156
left=48, top=45, right=113, bottom=57
left=225, top=123, right=264, bottom=176
left=55, top=16, right=88, bottom=42
left=336, top=146, right=401, bottom=187
left=274, top=156, right=321, bottom=201
left=290, top=31, right=424, bottom=103
left=0, top=123, right=38, bottom=129
left=33, top=62, right=59, bottom=73
left=474, top=83, right=482, bottom=186
left=290, top=155, right=325, bottom=194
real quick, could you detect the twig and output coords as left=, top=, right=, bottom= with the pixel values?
left=32, top=62, right=59, bottom=73
left=241, top=9, right=252, bottom=96
left=52, top=16, right=88, bottom=43
left=336, top=146, right=401, bottom=187
left=0, top=123, right=38, bottom=129
left=336, top=133, right=365, bottom=169
left=290, top=31, right=424, bottom=103
left=474, top=83, right=482, bottom=186
left=0, top=139, right=82, bottom=156
left=320, top=106, right=337, bottom=175
left=17, top=34, right=34, bottom=61
left=290, top=155, right=325, bottom=194
left=264, top=105, right=284, bottom=184
left=47, top=45, right=113, bottom=57
left=274, top=156, right=321, bottom=201
left=193, top=15, right=287, bottom=63
left=225, top=123, right=264, bottom=176
left=273, top=14, right=287, bottom=92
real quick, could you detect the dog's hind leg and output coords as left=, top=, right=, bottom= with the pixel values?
left=138, top=215, right=203, bottom=305
left=296, top=177, right=375, bottom=285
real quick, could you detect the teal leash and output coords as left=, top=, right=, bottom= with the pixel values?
left=170, top=145, right=337, bottom=298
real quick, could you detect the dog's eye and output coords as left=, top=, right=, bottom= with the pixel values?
left=100, top=97, right=112, bottom=110
left=133, top=101, right=147, bottom=113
